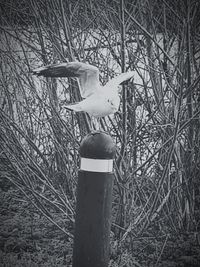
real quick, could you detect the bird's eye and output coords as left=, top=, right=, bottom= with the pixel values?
left=108, top=99, right=114, bottom=106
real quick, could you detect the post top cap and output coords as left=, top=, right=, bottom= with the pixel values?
left=79, top=131, right=116, bottom=159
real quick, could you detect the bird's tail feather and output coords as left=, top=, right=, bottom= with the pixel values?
left=63, top=104, right=82, bottom=112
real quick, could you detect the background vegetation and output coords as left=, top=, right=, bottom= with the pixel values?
left=0, top=0, right=200, bottom=266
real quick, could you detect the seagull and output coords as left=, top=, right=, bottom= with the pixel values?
left=32, top=61, right=134, bottom=122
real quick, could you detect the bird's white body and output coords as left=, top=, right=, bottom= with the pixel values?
left=32, top=61, right=134, bottom=118
left=72, top=89, right=120, bottom=117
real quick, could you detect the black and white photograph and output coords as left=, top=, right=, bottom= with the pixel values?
left=0, top=0, right=200, bottom=266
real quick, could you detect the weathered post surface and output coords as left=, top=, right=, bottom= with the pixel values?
left=72, top=131, right=116, bottom=267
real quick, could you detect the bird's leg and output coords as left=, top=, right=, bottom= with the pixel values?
left=95, top=117, right=101, bottom=131
left=90, top=116, right=96, bottom=132
left=90, top=116, right=101, bottom=132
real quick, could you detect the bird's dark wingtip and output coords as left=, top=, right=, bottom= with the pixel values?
left=30, top=70, right=37, bottom=75
left=31, top=70, right=44, bottom=76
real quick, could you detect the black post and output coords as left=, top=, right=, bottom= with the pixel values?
left=72, top=131, right=116, bottom=267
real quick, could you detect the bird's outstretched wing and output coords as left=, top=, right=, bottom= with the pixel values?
left=32, top=61, right=100, bottom=98
left=104, top=71, right=134, bottom=91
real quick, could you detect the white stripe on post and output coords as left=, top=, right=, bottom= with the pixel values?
left=80, top=158, right=113, bottom=173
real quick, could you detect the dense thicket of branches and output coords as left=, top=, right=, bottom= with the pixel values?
left=0, top=0, right=200, bottom=265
